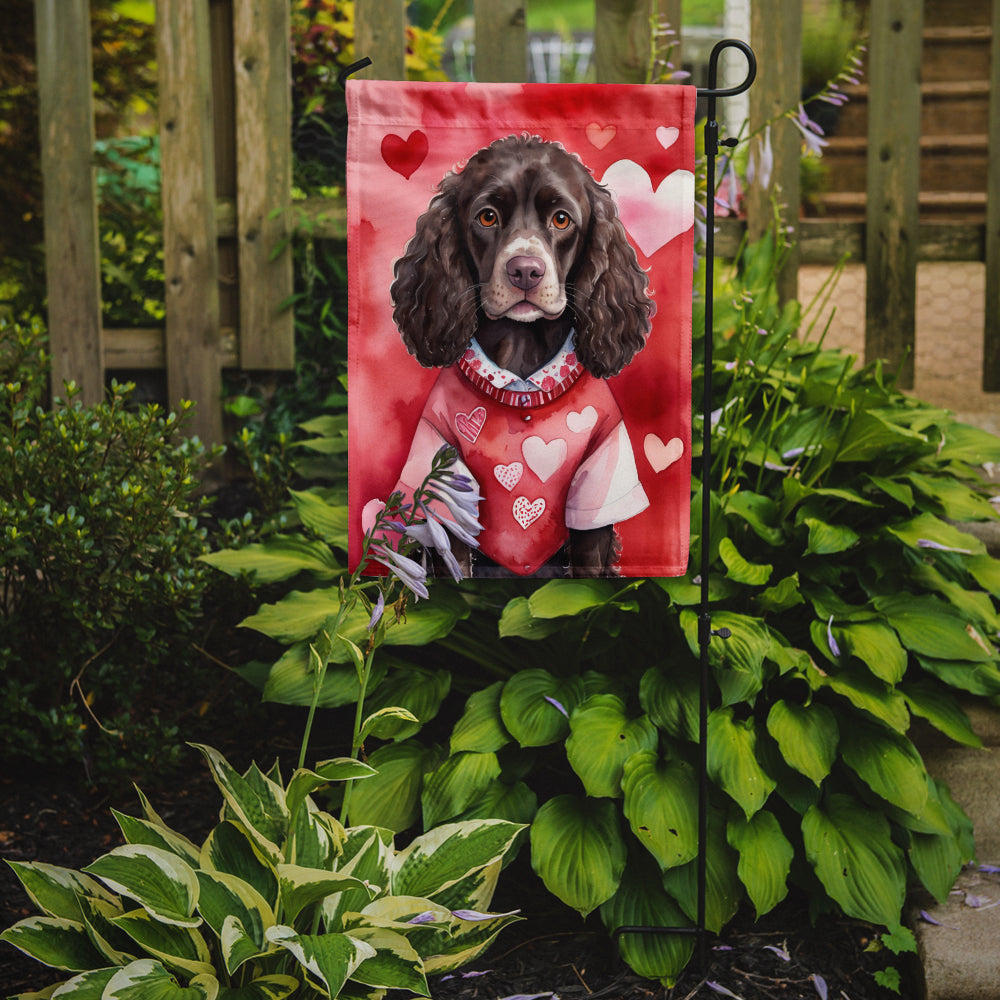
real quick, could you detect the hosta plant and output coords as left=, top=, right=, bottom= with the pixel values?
left=1, top=744, right=523, bottom=999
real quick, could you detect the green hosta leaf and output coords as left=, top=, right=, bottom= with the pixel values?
left=707, top=708, right=776, bottom=818
left=724, top=490, right=784, bottom=545
left=191, top=746, right=287, bottom=863
left=909, top=828, right=966, bottom=905
left=755, top=573, right=804, bottom=614
left=599, top=853, right=694, bottom=987
left=834, top=410, right=927, bottom=463
left=765, top=700, right=838, bottom=786
left=639, top=663, right=699, bottom=742
left=216, top=975, right=299, bottom=999
left=200, top=822, right=278, bottom=910
left=802, top=793, right=906, bottom=926
left=621, top=751, right=698, bottom=870
left=680, top=610, right=770, bottom=706
left=874, top=593, right=995, bottom=662
left=966, top=552, right=1000, bottom=597
left=392, top=820, right=524, bottom=901
left=661, top=809, right=741, bottom=934
left=346, top=926, right=428, bottom=994
left=112, top=812, right=201, bottom=868
left=450, top=682, right=511, bottom=754
left=497, top=596, right=565, bottom=639
left=0, top=916, right=107, bottom=971
left=526, top=578, right=619, bottom=617
left=935, top=421, right=1000, bottom=464
left=839, top=718, right=928, bottom=816
left=911, top=562, right=1000, bottom=633
left=905, top=472, right=998, bottom=522
left=288, top=489, right=348, bottom=544
left=265, top=926, right=375, bottom=997
left=901, top=680, right=982, bottom=748
left=802, top=517, right=859, bottom=556
left=886, top=512, right=985, bottom=557
left=276, top=865, right=374, bottom=925
left=346, top=740, right=442, bottom=832
left=655, top=573, right=738, bottom=606
left=530, top=795, right=626, bottom=917
left=421, top=751, right=502, bottom=828
left=362, top=668, right=451, bottom=740
left=727, top=811, right=793, bottom=917
left=111, top=908, right=214, bottom=978
left=195, top=871, right=274, bottom=974
left=103, top=959, right=218, bottom=999
left=499, top=670, right=584, bottom=747
left=835, top=621, right=907, bottom=684
left=84, top=846, right=200, bottom=928
left=5, top=862, right=118, bottom=922
left=718, top=537, right=772, bottom=585
left=810, top=662, right=910, bottom=732
left=453, top=779, right=538, bottom=827
left=866, top=474, right=914, bottom=509
left=566, top=695, right=657, bottom=798
left=916, top=655, right=1000, bottom=697
left=200, top=535, right=341, bottom=584
left=260, top=643, right=385, bottom=709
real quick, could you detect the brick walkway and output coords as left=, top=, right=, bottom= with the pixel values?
left=798, top=262, right=1000, bottom=436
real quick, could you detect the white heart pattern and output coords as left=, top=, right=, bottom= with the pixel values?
left=644, top=433, right=684, bottom=473
left=513, top=495, right=546, bottom=530
left=600, top=160, right=695, bottom=258
left=494, top=462, right=523, bottom=491
left=522, top=436, right=567, bottom=483
left=656, top=125, right=680, bottom=150
left=566, top=406, right=598, bottom=434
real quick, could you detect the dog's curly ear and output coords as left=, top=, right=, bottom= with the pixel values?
left=571, top=182, right=654, bottom=378
left=391, top=179, right=477, bottom=368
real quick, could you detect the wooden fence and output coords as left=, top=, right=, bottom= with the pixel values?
left=34, top=0, right=1000, bottom=445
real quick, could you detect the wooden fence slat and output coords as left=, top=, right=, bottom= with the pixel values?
left=746, top=0, right=801, bottom=305
left=474, top=0, right=526, bottom=82
left=864, top=0, right=923, bottom=389
left=594, top=0, right=655, bottom=83
left=983, top=0, right=1000, bottom=390
left=355, top=0, right=406, bottom=81
left=34, top=0, right=103, bottom=405
left=233, top=0, right=294, bottom=369
left=157, top=0, right=223, bottom=445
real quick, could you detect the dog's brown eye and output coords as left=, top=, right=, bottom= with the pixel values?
left=551, top=211, right=572, bottom=230
left=477, top=208, right=499, bottom=228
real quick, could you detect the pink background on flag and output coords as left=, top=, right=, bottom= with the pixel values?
left=347, top=80, right=696, bottom=577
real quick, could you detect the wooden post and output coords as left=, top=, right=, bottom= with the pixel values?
left=233, top=0, right=294, bottom=369
left=157, top=0, right=223, bottom=444
left=474, top=0, right=527, bottom=82
left=34, top=0, right=103, bottom=404
left=595, top=0, right=656, bottom=84
left=746, top=0, right=801, bottom=304
left=355, top=0, right=406, bottom=81
left=864, top=0, right=923, bottom=389
left=983, top=0, right=1000, bottom=390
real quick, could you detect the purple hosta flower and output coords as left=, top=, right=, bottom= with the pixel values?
left=746, top=124, right=774, bottom=191
left=405, top=505, right=465, bottom=583
left=496, top=994, right=558, bottom=1000
left=451, top=908, right=521, bottom=921
left=423, top=477, right=484, bottom=548
left=763, top=943, right=791, bottom=962
left=827, top=615, right=842, bottom=657
left=791, top=104, right=829, bottom=156
left=811, top=974, right=828, bottom=1000
left=707, top=983, right=743, bottom=999
left=407, top=911, right=438, bottom=925
left=367, top=590, right=385, bottom=631
left=979, top=864, right=1000, bottom=874
left=544, top=695, right=569, bottom=718
left=917, top=538, right=973, bottom=555
left=371, top=543, right=429, bottom=600
left=715, top=156, right=741, bottom=215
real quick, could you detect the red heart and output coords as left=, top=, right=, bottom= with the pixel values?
left=381, top=131, right=428, bottom=179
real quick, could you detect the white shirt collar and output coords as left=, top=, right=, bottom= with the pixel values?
left=462, top=331, right=579, bottom=393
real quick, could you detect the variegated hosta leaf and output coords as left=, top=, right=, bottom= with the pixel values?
left=600, top=853, right=694, bottom=987
left=420, top=906, right=522, bottom=975
left=420, top=751, right=502, bottom=829
left=450, top=682, right=511, bottom=754
left=499, top=669, right=585, bottom=747
left=621, top=751, right=699, bottom=871
left=102, top=958, right=218, bottom=999
left=288, top=801, right=343, bottom=870
left=422, top=859, right=501, bottom=916
left=322, top=829, right=393, bottom=931
left=78, top=894, right=136, bottom=966
left=112, top=810, right=201, bottom=868
left=212, top=974, right=299, bottom=1000
left=4, top=862, right=118, bottom=922
left=285, top=761, right=375, bottom=824
left=0, top=916, right=107, bottom=972
left=838, top=718, right=929, bottom=817
left=802, top=793, right=906, bottom=926
left=765, top=700, right=838, bottom=786
left=200, top=822, right=278, bottom=910
left=529, top=795, right=626, bottom=917
left=83, top=846, right=200, bottom=928
left=110, top=908, right=214, bottom=979
left=265, top=926, right=376, bottom=998
left=706, top=707, right=776, bottom=818
left=727, top=810, right=793, bottom=917
left=276, top=865, right=376, bottom=925
left=195, top=871, right=274, bottom=974
left=566, top=695, right=658, bottom=799
left=391, top=820, right=524, bottom=901
left=344, top=926, right=429, bottom=995
left=45, top=965, right=118, bottom=997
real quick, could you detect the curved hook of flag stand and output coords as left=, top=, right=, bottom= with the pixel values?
left=339, top=39, right=758, bottom=975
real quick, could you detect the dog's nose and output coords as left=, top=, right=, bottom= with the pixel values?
left=506, top=255, right=546, bottom=291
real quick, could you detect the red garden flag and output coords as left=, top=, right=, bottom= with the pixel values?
left=347, top=80, right=696, bottom=579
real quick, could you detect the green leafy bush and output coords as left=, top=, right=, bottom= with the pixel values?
left=0, top=317, right=219, bottom=782
left=212, top=231, right=1000, bottom=984
left=1, top=743, right=523, bottom=998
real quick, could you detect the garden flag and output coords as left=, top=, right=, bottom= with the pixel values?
left=347, top=80, right=696, bottom=578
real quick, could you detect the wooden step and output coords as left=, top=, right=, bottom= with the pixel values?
left=922, top=25, right=993, bottom=83
left=922, top=0, right=992, bottom=28
left=811, top=190, right=987, bottom=222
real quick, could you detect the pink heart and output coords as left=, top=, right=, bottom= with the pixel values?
left=522, top=436, right=567, bottom=484
left=381, top=130, right=428, bottom=179
left=600, top=160, right=695, bottom=258
left=656, top=125, right=680, bottom=150
left=513, top=495, right=546, bottom=530
left=494, top=462, right=523, bottom=491
left=586, top=122, right=617, bottom=149
left=455, top=406, right=486, bottom=444
left=566, top=406, right=598, bottom=434
left=644, top=433, right=684, bottom=473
